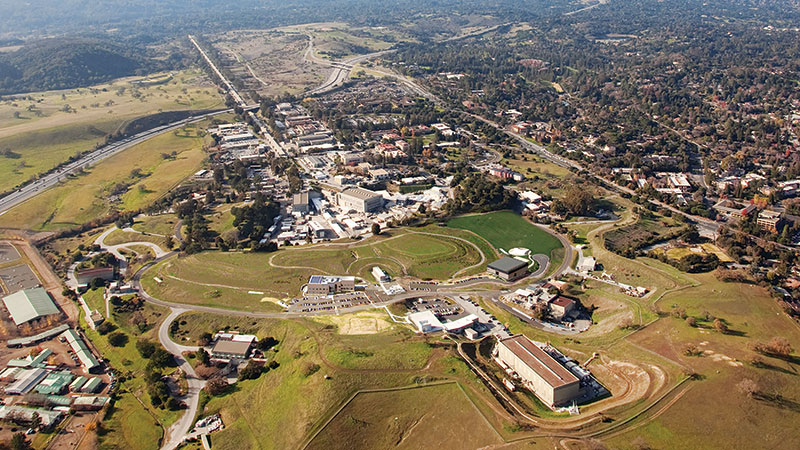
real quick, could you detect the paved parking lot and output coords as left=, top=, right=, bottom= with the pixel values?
left=0, top=243, right=21, bottom=264
left=288, top=292, right=371, bottom=313
left=408, top=297, right=462, bottom=317
left=452, top=295, right=511, bottom=339
left=0, top=264, right=41, bottom=293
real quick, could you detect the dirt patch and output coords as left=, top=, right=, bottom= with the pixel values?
left=323, top=312, right=392, bottom=335
left=702, top=349, right=744, bottom=367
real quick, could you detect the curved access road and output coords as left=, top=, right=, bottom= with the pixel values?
left=159, top=307, right=205, bottom=450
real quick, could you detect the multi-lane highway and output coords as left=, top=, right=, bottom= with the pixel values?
left=0, top=109, right=232, bottom=215
left=304, top=34, right=395, bottom=95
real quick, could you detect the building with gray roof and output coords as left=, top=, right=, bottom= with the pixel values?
left=487, top=257, right=528, bottom=281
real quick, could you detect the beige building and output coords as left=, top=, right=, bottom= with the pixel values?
left=307, top=275, right=355, bottom=296
left=338, top=187, right=383, bottom=213
left=496, top=335, right=580, bottom=407
left=757, top=210, right=782, bottom=233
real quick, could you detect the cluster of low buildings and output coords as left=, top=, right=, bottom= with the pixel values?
left=208, top=122, right=269, bottom=163
left=275, top=103, right=337, bottom=153
left=0, top=327, right=109, bottom=430
left=502, top=286, right=577, bottom=322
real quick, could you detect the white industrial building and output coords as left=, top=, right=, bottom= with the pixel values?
left=495, top=335, right=580, bottom=407
left=408, top=311, right=479, bottom=334
left=338, top=187, right=383, bottom=213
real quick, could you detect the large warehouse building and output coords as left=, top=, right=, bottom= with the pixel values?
left=495, top=335, right=580, bottom=407
left=2, top=287, right=60, bottom=327
left=338, top=187, right=383, bottom=213
left=487, top=257, right=528, bottom=281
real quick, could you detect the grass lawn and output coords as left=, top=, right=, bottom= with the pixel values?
left=82, top=287, right=106, bottom=313
left=0, top=69, right=223, bottom=192
left=103, top=229, right=169, bottom=251
left=130, top=214, right=179, bottom=237
left=307, top=383, right=502, bottom=450
left=448, top=210, right=563, bottom=257
left=0, top=118, right=219, bottom=231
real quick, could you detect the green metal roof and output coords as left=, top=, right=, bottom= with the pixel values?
left=34, top=371, right=74, bottom=395
left=81, top=377, right=103, bottom=393
left=2, top=288, right=59, bottom=325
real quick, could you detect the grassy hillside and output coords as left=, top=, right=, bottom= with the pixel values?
left=0, top=69, right=223, bottom=192
left=0, top=117, right=223, bottom=230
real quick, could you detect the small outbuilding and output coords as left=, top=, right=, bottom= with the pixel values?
left=211, top=340, right=253, bottom=360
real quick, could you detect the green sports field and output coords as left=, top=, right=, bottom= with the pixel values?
left=448, top=211, right=563, bottom=256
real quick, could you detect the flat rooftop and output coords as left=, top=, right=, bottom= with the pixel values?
left=499, top=335, right=579, bottom=389
left=488, top=256, right=528, bottom=273
left=308, top=275, right=355, bottom=284
left=340, top=187, right=382, bottom=201
left=212, top=340, right=252, bottom=356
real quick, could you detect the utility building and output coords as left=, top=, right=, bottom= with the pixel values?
left=487, top=257, right=528, bottom=281
left=495, top=335, right=580, bottom=407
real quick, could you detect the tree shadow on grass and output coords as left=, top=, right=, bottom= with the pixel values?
left=754, top=392, right=800, bottom=413
left=754, top=360, right=798, bottom=376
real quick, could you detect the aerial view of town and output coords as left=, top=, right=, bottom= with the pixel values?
left=0, top=0, right=799, bottom=449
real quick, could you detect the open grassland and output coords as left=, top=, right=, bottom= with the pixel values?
left=142, top=256, right=301, bottom=311
left=322, top=330, right=432, bottom=370
left=307, top=383, right=502, bottom=450
left=168, top=313, right=510, bottom=450
left=103, top=228, right=169, bottom=251
left=603, top=272, right=800, bottom=449
left=130, top=213, right=179, bottom=237
left=448, top=210, right=563, bottom=259
left=503, top=154, right=571, bottom=180
left=139, top=227, right=490, bottom=311
left=0, top=119, right=219, bottom=231
left=0, top=69, right=223, bottom=192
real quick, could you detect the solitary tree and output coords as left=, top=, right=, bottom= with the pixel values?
left=371, top=223, right=381, bottom=236
left=736, top=378, right=759, bottom=398
left=712, top=318, right=728, bottom=334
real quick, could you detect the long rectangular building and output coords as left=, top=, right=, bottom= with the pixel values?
left=338, top=187, right=383, bottom=213
left=496, top=335, right=580, bottom=407
left=61, top=329, right=101, bottom=373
